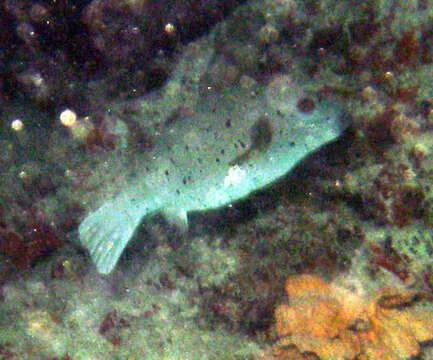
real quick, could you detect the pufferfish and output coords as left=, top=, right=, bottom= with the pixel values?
left=79, top=77, right=348, bottom=274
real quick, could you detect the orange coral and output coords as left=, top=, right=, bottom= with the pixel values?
left=267, top=274, right=433, bottom=360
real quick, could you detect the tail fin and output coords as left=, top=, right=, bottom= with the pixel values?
left=78, top=188, right=158, bottom=274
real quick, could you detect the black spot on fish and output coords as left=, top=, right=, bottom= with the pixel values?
left=183, top=177, right=187, bottom=185
left=250, top=116, right=273, bottom=151
left=164, top=170, right=169, bottom=176
left=165, top=108, right=182, bottom=127
left=220, top=149, right=225, bottom=155
left=225, top=119, right=232, bottom=128
left=229, top=116, right=273, bottom=166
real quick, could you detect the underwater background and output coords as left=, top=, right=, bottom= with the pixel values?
left=1, top=0, right=433, bottom=359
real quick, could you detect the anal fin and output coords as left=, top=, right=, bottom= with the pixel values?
left=163, top=208, right=188, bottom=233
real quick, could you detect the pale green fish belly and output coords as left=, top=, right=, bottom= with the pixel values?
left=78, top=83, right=347, bottom=274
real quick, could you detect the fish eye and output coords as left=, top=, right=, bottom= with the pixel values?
left=297, top=97, right=315, bottom=113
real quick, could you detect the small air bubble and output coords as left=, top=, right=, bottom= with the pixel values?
left=11, top=119, right=24, bottom=131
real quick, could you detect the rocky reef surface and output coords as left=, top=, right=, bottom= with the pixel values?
left=1, top=0, right=433, bottom=359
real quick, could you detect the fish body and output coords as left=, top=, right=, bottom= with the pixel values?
left=79, top=81, right=347, bottom=274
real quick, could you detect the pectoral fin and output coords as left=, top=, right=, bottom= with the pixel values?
left=163, top=208, right=189, bottom=233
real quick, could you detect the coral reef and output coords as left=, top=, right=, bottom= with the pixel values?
left=1, top=0, right=433, bottom=358
left=263, top=274, right=433, bottom=360
left=0, top=240, right=262, bottom=360
left=0, top=0, right=245, bottom=110
left=0, top=204, right=63, bottom=272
